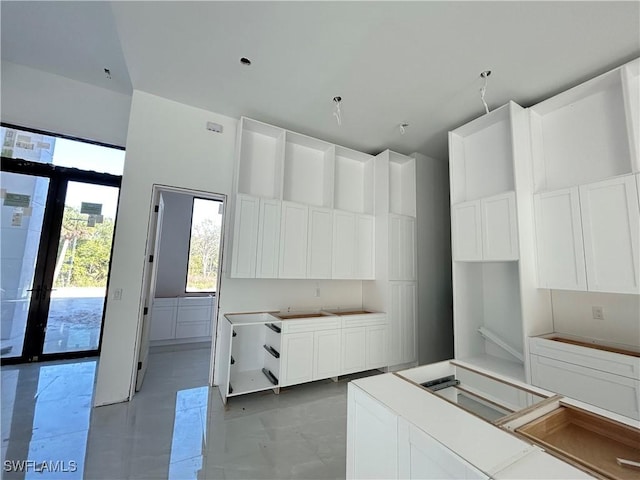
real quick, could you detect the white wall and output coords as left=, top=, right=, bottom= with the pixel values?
left=95, top=91, right=363, bottom=406
left=154, top=192, right=193, bottom=297
left=1, top=61, right=131, bottom=147
left=413, top=153, right=454, bottom=364
left=551, top=290, right=640, bottom=346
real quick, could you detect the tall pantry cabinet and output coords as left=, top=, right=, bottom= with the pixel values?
left=448, top=102, right=553, bottom=382
left=363, top=150, right=418, bottom=369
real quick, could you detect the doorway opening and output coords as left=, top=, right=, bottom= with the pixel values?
left=0, top=124, right=124, bottom=364
left=134, top=185, right=226, bottom=394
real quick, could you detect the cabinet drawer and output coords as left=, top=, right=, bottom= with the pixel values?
left=177, top=306, right=211, bottom=323
left=175, top=322, right=210, bottom=339
left=341, top=314, right=386, bottom=328
left=154, top=297, right=178, bottom=308
left=282, top=317, right=341, bottom=333
left=178, top=296, right=213, bottom=308
left=530, top=354, right=640, bottom=420
left=529, top=336, right=640, bottom=380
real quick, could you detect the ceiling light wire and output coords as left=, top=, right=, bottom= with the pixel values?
left=333, top=96, right=342, bottom=126
left=479, top=70, right=491, bottom=114
left=399, top=123, right=409, bottom=135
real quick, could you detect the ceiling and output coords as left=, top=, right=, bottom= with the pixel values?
left=2, top=1, right=639, bottom=160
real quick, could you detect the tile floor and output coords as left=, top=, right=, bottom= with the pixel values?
left=2, top=345, right=367, bottom=479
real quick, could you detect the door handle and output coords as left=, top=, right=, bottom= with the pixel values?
left=27, top=286, right=42, bottom=300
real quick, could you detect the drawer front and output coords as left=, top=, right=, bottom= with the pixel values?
left=282, top=317, right=341, bottom=333
left=177, top=306, right=212, bottom=323
left=341, top=314, right=386, bottom=328
left=175, top=322, right=210, bottom=339
left=178, top=296, right=213, bottom=308
left=529, top=337, right=640, bottom=380
left=530, top=354, right=640, bottom=420
left=154, top=298, right=178, bottom=308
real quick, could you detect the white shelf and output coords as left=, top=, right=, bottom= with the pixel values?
left=531, top=65, right=633, bottom=192
left=228, top=369, right=278, bottom=397
left=334, top=146, right=374, bottom=214
left=283, top=131, right=334, bottom=207
left=236, top=118, right=284, bottom=199
left=449, top=103, right=517, bottom=204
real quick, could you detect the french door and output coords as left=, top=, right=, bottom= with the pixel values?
left=1, top=160, right=121, bottom=364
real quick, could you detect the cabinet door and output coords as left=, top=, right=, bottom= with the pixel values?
left=346, top=384, right=398, bottom=480
left=230, top=194, right=259, bottom=278
left=307, top=207, right=333, bottom=279
left=356, top=214, right=375, bottom=279
left=398, top=419, right=488, bottom=480
left=580, top=175, right=640, bottom=294
left=333, top=211, right=356, bottom=279
left=342, top=327, right=367, bottom=374
left=366, top=325, right=387, bottom=370
left=534, top=188, right=587, bottom=290
left=280, top=332, right=314, bottom=387
left=256, top=199, right=281, bottom=278
left=481, top=192, right=519, bottom=261
left=387, top=282, right=403, bottom=366
left=313, top=329, right=341, bottom=380
left=390, top=215, right=417, bottom=281
left=279, top=202, right=309, bottom=279
left=401, top=283, right=417, bottom=365
left=149, top=305, right=176, bottom=341
left=451, top=201, right=482, bottom=261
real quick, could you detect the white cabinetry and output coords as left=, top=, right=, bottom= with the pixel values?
left=346, top=383, right=398, bottom=480
left=534, top=188, right=586, bottom=290
left=230, top=118, right=375, bottom=280
left=535, top=175, right=640, bottom=294
left=313, top=329, right=342, bottom=379
left=230, top=194, right=259, bottom=278
left=307, top=207, right=333, bottom=279
left=278, top=201, right=309, bottom=279
left=452, top=192, right=518, bottom=262
left=580, top=175, right=640, bottom=294
left=280, top=331, right=314, bottom=386
left=256, top=198, right=281, bottom=278
left=388, top=282, right=417, bottom=367
left=389, top=215, right=416, bottom=281
left=151, top=296, right=213, bottom=344
left=529, top=335, right=640, bottom=420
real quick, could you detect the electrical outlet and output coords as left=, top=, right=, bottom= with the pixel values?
left=592, top=306, right=604, bottom=320
left=113, top=288, right=123, bottom=301
left=315, top=287, right=320, bottom=297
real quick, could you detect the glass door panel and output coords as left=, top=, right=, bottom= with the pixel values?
left=0, top=172, right=49, bottom=359
left=43, top=182, right=119, bottom=355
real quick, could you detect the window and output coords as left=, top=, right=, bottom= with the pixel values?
left=186, top=198, right=223, bottom=293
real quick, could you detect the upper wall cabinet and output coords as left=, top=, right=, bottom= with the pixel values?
left=530, top=58, right=640, bottom=193
left=334, top=146, right=374, bottom=214
left=389, top=152, right=417, bottom=217
left=283, top=132, right=334, bottom=208
left=236, top=118, right=284, bottom=199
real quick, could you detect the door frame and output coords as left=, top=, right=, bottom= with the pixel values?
left=131, top=184, right=227, bottom=397
left=1, top=157, right=122, bottom=365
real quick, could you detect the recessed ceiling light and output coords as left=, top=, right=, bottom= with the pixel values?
left=240, top=57, right=252, bottom=66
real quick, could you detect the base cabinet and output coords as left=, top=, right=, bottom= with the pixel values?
left=280, top=332, right=314, bottom=386
left=313, top=329, right=341, bottom=380
left=151, top=296, right=213, bottom=343
left=398, top=419, right=488, bottom=480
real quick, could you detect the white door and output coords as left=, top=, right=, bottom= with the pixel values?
left=307, top=207, right=333, bottom=279
left=342, top=327, right=367, bottom=374
left=346, top=384, right=399, bottom=480
left=366, top=325, right=387, bottom=369
left=313, top=329, right=341, bottom=380
left=534, top=187, right=587, bottom=290
left=230, top=194, right=259, bottom=278
left=136, top=193, right=165, bottom=391
left=580, top=175, right=640, bottom=294
left=356, top=214, right=375, bottom=279
left=280, top=332, right=314, bottom=386
left=256, top=198, right=281, bottom=278
left=481, top=192, right=519, bottom=261
left=333, top=210, right=356, bottom=278
left=451, top=201, right=482, bottom=261
left=279, top=202, right=309, bottom=279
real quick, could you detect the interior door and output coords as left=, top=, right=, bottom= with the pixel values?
left=135, top=193, right=165, bottom=391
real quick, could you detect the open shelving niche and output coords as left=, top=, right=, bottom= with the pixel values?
left=334, top=146, right=374, bottom=214
left=219, top=314, right=282, bottom=401
left=388, top=151, right=416, bottom=217
left=236, top=118, right=285, bottom=199
left=530, top=57, right=640, bottom=193
left=449, top=102, right=544, bottom=382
